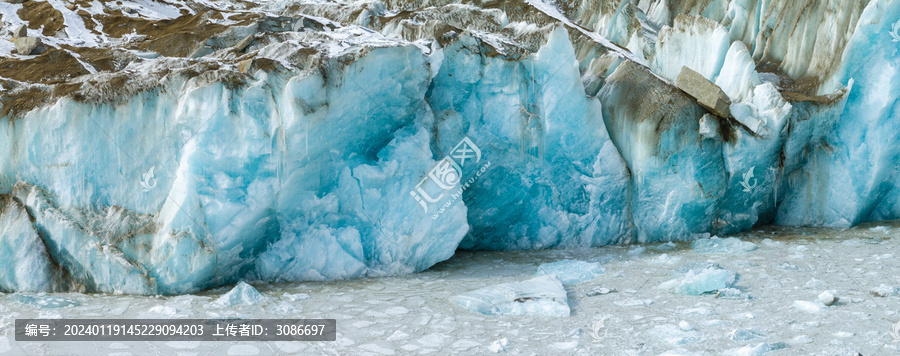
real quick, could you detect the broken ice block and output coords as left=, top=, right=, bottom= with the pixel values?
left=536, top=260, right=604, bottom=285
left=450, top=275, right=569, bottom=316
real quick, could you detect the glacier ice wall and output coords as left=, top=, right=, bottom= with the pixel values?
left=0, top=34, right=473, bottom=293
left=777, top=0, right=900, bottom=227
left=0, top=0, right=899, bottom=293
left=598, top=60, right=725, bottom=242
left=429, top=27, right=633, bottom=250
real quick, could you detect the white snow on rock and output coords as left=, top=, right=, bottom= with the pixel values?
left=450, top=275, right=569, bottom=317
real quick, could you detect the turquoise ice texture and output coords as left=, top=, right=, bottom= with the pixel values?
left=0, top=0, right=899, bottom=294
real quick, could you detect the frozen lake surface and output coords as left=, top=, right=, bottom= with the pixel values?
left=3, top=223, right=900, bottom=355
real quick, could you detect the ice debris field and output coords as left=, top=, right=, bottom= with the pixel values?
left=1, top=0, right=900, bottom=296
left=1, top=224, right=900, bottom=355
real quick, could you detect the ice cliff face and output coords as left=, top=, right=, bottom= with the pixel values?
left=0, top=0, right=897, bottom=294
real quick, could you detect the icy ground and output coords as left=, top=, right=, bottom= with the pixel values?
left=2, top=224, right=900, bottom=355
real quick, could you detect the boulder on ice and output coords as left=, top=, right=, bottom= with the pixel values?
left=676, top=66, right=732, bottom=119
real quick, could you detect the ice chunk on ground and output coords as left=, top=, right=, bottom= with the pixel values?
left=450, top=275, right=569, bottom=316
left=488, top=338, right=509, bottom=353
left=870, top=226, right=890, bottom=233
left=646, top=324, right=702, bottom=346
left=792, top=300, right=826, bottom=313
left=614, top=298, right=654, bottom=307
left=716, top=288, right=751, bottom=300
left=652, top=242, right=678, bottom=251
left=536, top=260, right=604, bottom=285
left=143, top=305, right=180, bottom=318
left=550, top=340, right=578, bottom=350
left=724, top=342, right=787, bottom=356
left=659, top=350, right=704, bottom=356
left=660, top=265, right=737, bottom=295
left=8, top=294, right=80, bottom=309
left=790, top=335, right=813, bottom=345
left=872, top=284, right=900, bottom=297
left=282, top=292, right=310, bottom=302
left=779, top=262, right=801, bottom=271
left=586, top=287, right=614, bottom=296
left=691, top=236, right=757, bottom=254
left=730, top=328, right=766, bottom=341
left=212, top=282, right=267, bottom=307
left=818, top=291, right=837, bottom=306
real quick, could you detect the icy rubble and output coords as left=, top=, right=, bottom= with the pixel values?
left=690, top=236, right=757, bottom=255
left=8, top=293, right=79, bottom=309
left=646, top=324, right=702, bottom=346
left=730, top=328, right=766, bottom=341
left=792, top=300, right=827, bottom=314
left=724, top=342, right=788, bottom=356
left=449, top=275, right=569, bottom=317
left=659, top=263, right=737, bottom=295
left=212, top=282, right=267, bottom=308
left=535, top=259, right=604, bottom=285
left=0, top=0, right=899, bottom=294
left=871, top=284, right=900, bottom=297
